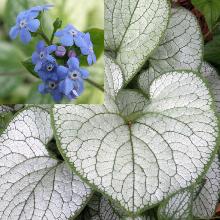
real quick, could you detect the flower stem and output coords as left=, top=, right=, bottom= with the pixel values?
left=36, top=31, right=50, bottom=45
left=86, top=79, right=104, bottom=92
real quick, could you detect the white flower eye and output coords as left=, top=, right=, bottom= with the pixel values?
left=69, top=29, right=77, bottom=36
left=19, top=20, right=27, bottom=28
left=89, top=46, right=93, bottom=52
left=70, top=71, right=79, bottom=80
left=39, top=52, right=45, bottom=59
left=47, top=64, right=54, bottom=72
left=48, top=82, right=56, bottom=89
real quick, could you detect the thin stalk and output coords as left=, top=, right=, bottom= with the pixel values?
left=50, top=30, right=56, bottom=44
left=36, top=31, right=50, bottom=45
left=86, top=78, right=104, bottom=92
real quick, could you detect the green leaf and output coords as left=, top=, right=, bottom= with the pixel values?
left=0, top=106, right=92, bottom=219
left=105, top=0, right=170, bottom=84
left=105, top=55, right=123, bottom=99
left=200, top=62, right=220, bottom=113
left=0, top=42, right=25, bottom=74
left=25, top=83, right=55, bottom=104
left=191, top=0, right=220, bottom=30
left=158, top=155, right=220, bottom=219
left=52, top=70, right=218, bottom=215
left=80, top=28, right=104, bottom=66
left=138, top=7, right=203, bottom=94
left=0, top=75, right=22, bottom=100
left=76, top=194, right=121, bottom=220
left=22, top=58, right=39, bottom=78
left=204, top=35, right=220, bottom=66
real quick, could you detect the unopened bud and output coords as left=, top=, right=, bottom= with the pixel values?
left=55, top=46, right=66, bottom=57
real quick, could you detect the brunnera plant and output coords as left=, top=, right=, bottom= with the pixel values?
left=8, top=4, right=104, bottom=103
left=0, top=0, right=220, bottom=220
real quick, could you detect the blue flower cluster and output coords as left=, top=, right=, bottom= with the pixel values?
left=9, top=5, right=96, bottom=102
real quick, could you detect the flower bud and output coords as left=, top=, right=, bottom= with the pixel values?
left=55, top=46, right=66, bottom=57
left=68, top=50, right=77, bottom=58
left=53, top=18, right=62, bottom=29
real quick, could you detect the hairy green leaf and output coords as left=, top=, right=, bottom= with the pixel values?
left=52, top=71, right=218, bottom=215
left=105, top=0, right=170, bottom=84
left=0, top=107, right=92, bottom=219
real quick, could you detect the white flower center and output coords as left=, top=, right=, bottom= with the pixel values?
left=70, top=71, right=79, bottom=80
left=47, top=64, right=54, bottom=72
left=19, top=20, right=27, bottom=28
left=48, top=82, right=56, bottom=89
left=89, top=46, right=93, bottom=52
left=39, top=52, right=45, bottom=59
left=69, top=29, right=77, bottom=36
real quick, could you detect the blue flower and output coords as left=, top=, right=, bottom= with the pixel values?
left=37, top=61, right=68, bottom=82
left=79, top=33, right=96, bottom=65
left=32, top=41, right=57, bottom=71
left=38, top=81, right=63, bottom=102
left=9, top=10, right=40, bottom=44
left=55, top=24, right=84, bottom=47
left=59, top=57, right=89, bottom=100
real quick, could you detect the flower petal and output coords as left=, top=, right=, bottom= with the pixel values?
left=9, top=26, right=20, bottom=40
left=52, top=89, right=62, bottom=102
left=34, top=62, right=42, bottom=72
left=87, top=55, right=93, bottom=65
left=46, top=45, right=57, bottom=54
left=57, top=66, right=68, bottom=80
left=61, top=78, right=74, bottom=96
left=67, top=57, right=79, bottom=69
left=46, top=55, right=56, bottom=63
left=38, top=83, right=47, bottom=94
left=27, top=19, right=40, bottom=32
left=60, top=35, right=73, bottom=46
left=20, top=28, right=31, bottom=44
left=74, top=36, right=85, bottom=47
left=55, top=30, right=64, bottom=37
left=36, top=41, right=45, bottom=52
left=80, top=68, right=89, bottom=79
left=32, top=52, right=39, bottom=64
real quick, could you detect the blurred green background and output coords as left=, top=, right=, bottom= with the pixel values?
left=0, top=0, right=104, bottom=104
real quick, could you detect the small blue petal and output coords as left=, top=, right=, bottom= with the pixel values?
left=57, top=66, right=68, bottom=80
left=62, top=78, right=74, bottom=96
left=46, top=55, right=56, bottom=63
left=38, top=83, right=47, bottom=94
left=74, top=36, right=85, bottom=47
left=20, top=28, right=31, bottom=44
left=16, top=11, right=27, bottom=23
left=36, top=40, right=45, bottom=52
left=80, top=69, right=89, bottom=79
left=87, top=55, right=93, bottom=65
left=52, top=89, right=62, bottom=102
left=9, top=26, right=19, bottom=40
left=67, top=57, right=79, bottom=69
left=60, top=35, right=73, bottom=46
left=55, top=30, right=64, bottom=37
left=34, top=62, right=42, bottom=72
left=32, top=52, right=39, bottom=64
left=81, top=47, right=90, bottom=55
left=46, top=45, right=57, bottom=54
left=27, top=19, right=40, bottom=32
left=92, top=53, right=96, bottom=63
